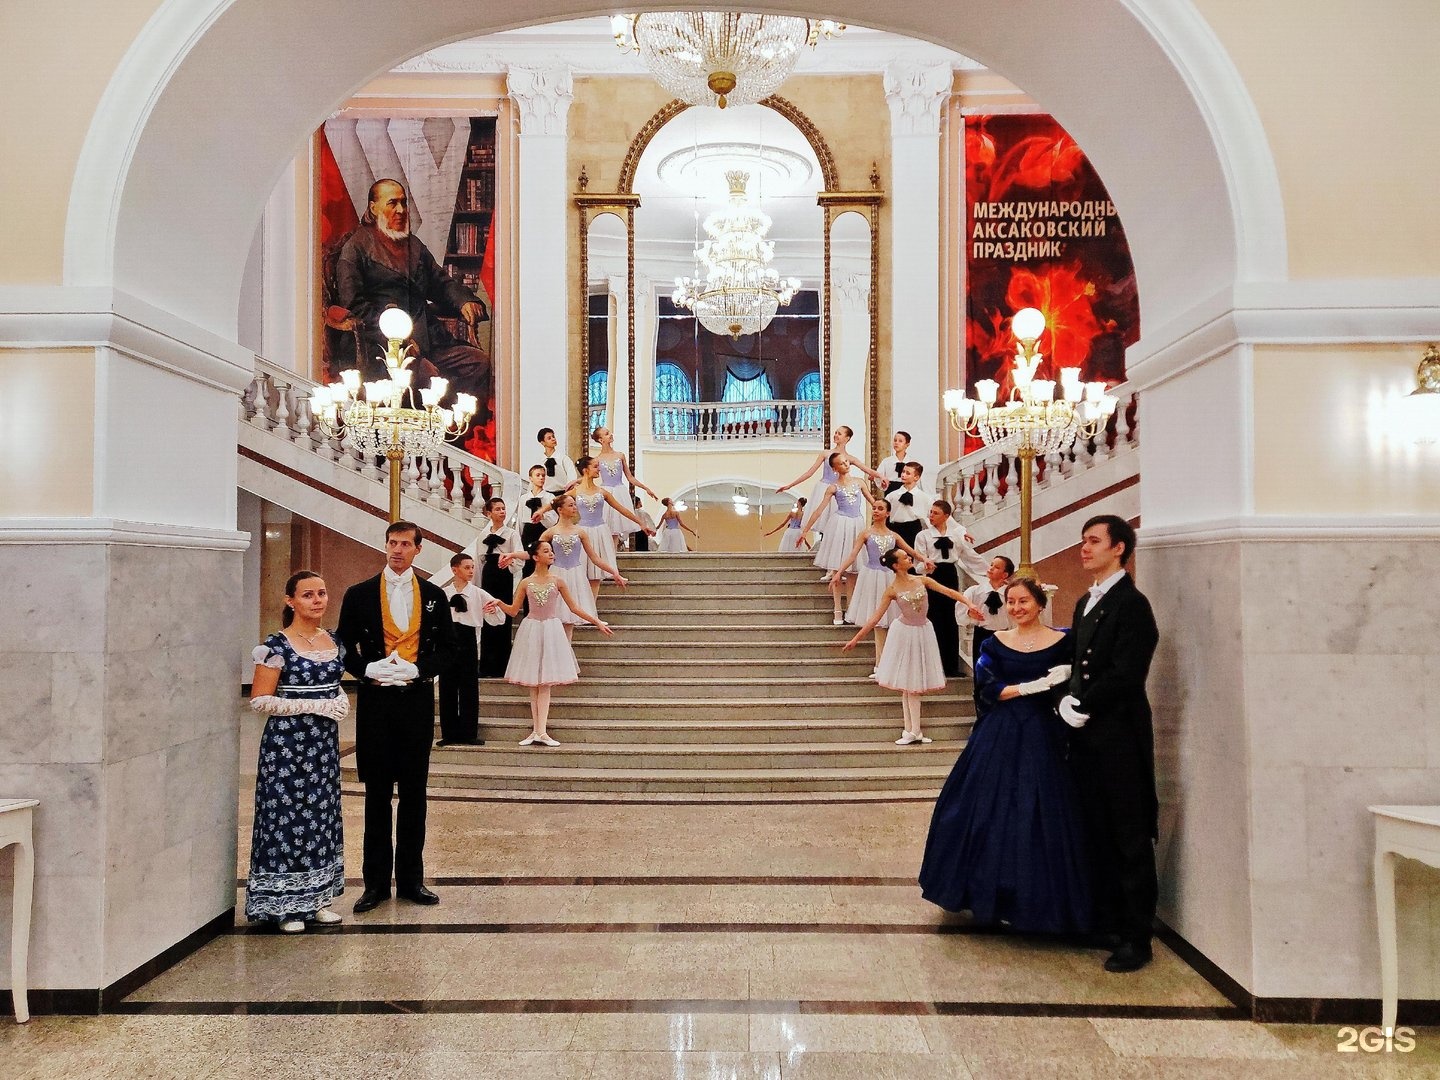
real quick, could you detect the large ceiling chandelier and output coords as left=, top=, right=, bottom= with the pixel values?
left=611, top=12, right=845, bottom=109
left=673, top=170, right=800, bottom=339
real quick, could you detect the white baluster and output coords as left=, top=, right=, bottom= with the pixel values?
left=404, top=456, right=422, bottom=502
left=1115, top=393, right=1134, bottom=448
left=1044, top=450, right=1063, bottom=488
left=292, top=397, right=312, bottom=448
left=1075, top=434, right=1095, bottom=470
left=272, top=382, right=291, bottom=440
left=430, top=453, right=449, bottom=507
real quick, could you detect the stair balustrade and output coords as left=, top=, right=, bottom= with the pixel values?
left=239, top=357, right=522, bottom=526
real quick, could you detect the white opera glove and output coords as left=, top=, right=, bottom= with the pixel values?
left=1013, top=677, right=1054, bottom=696
left=1058, top=695, right=1090, bottom=729
left=389, top=657, right=420, bottom=682
left=251, top=695, right=325, bottom=717
left=364, top=652, right=417, bottom=685
left=312, top=694, right=349, bottom=722
left=1044, top=664, right=1072, bottom=687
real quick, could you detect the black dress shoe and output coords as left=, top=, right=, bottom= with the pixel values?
left=397, top=883, right=440, bottom=905
left=352, top=888, right=389, bottom=914
left=1104, top=942, right=1153, bottom=973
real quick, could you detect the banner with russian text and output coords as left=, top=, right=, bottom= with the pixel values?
left=964, top=115, right=1139, bottom=410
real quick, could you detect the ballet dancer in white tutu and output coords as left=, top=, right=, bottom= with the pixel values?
left=656, top=498, right=699, bottom=552
left=591, top=426, right=657, bottom=550
left=800, top=454, right=876, bottom=623
left=540, top=494, right=627, bottom=640
left=763, top=498, right=808, bottom=552
left=572, top=455, right=654, bottom=601
left=834, top=500, right=926, bottom=673
left=776, top=426, right=883, bottom=578
left=495, top=539, right=614, bottom=747
left=843, top=548, right=984, bottom=745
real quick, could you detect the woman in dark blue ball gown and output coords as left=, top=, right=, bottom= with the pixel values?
left=918, top=578, right=1092, bottom=934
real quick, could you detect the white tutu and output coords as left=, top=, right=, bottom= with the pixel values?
left=551, top=559, right=598, bottom=626
left=807, top=476, right=834, bottom=537
left=778, top=526, right=805, bottom=552
left=846, top=567, right=898, bottom=627
left=875, top=619, right=947, bottom=693
left=658, top=523, right=687, bottom=552
left=812, top=511, right=862, bottom=571
left=504, top=613, right=581, bottom=687
left=579, top=523, right=618, bottom=580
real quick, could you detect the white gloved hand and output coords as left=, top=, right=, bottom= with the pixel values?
left=1058, top=694, right=1090, bottom=728
left=389, top=657, right=420, bottom=682
left=365, top=652, right=417, bottom=685
left=313, top=694, right=350, bottom=721
left=1014, top=677, right=1054, bottom=696
left=250, top=695, right=318, bottom=716
left=1044, top=664, right=1072, bottom=687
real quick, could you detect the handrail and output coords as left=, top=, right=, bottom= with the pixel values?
left=652, top=399, right=823, bottom=441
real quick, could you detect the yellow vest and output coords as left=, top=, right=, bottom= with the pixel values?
left=380, top=575, right=422, bottom=662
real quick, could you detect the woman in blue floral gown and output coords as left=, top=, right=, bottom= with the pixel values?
left=918, top=578, right=1092, bottom=934
left=246, top=570, right=348, bottom=933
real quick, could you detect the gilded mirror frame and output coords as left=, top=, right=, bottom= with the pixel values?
left=575, top=95, right=884, bottom=465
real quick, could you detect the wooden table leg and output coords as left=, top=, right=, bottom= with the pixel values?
left=9, top=836, right=33, bottom=1024
left=1375, top=847, right=1398, bottom=1032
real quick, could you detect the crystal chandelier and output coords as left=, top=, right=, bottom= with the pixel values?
left=943, top=307, right=1118, bottom=577
left=611, top=12, right=844, bottom=109
left=672, top=170, right=800, bottom=339
left=309, top=308, right=477, bottom=521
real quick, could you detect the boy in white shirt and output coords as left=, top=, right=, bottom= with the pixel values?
left=438, top=553, right=504, bottom=747
left=884, top=462, right=933, bottom=547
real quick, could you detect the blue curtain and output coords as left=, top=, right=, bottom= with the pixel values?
left=795, top=370, right=822, bottom=432
left=718, top=367, right=777, bottom=430
left=587, top=370, right=608, bottom=430
left=653, top=362, right=695, bottom=437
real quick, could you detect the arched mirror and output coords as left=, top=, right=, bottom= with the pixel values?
left=584, top=213, right=628, bottom=449
left=828, top=211, right=874, bottom=456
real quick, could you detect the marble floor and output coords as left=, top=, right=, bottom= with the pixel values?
left=4, top=717, right=1437, bottom=1078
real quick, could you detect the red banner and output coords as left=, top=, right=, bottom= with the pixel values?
left=964, top=115, right=1139, bottom=405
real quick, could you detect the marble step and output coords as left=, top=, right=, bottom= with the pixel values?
left=570, top=638, right=875, bottom=660
left=612, top=568, right=827, bottom=586
left=568, top=623, right=858, bottom=644
left=617, top=553, right=812, bottom=567
left=604, top=580, right=829, bottom=598
left=376, top=787, right=943, bottom=804
left=476, top=695, right=973, bottom=721
left=597, top=608, right=843, bottom=627
left=568, top=657, right=877, bottom=678
left=598, top=593, right=834, bottom=612
left=482, top=675, right=943, bottom=702
left=428, top=738, right=964, bottom=771
left=414, top=761, right=958, bottom=794
left=454, top=715, right=973, bottom=744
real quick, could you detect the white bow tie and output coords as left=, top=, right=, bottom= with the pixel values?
left=1088, top=585, right=1105, bottom=599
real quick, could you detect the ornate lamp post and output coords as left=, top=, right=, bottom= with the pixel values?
left=944, top=307, right=1118, bottom=578
left=309, top=308, right=477, bottom=522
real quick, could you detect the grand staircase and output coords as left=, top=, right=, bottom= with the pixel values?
left=378, top=552, right=976, bottom=802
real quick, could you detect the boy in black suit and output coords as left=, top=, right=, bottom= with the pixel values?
left=1059, top=514, right=1160, bottom=972
left=336, top=521, right=455, bottom=913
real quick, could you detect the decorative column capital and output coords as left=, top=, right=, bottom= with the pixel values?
left=506, top=66, right=574, bottom=137
left=882, top=61, right=953, bottom=137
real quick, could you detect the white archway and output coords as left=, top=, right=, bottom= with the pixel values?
left=66, top=0, right=1285, bottom=349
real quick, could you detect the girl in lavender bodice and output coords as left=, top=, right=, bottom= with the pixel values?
left=539, top=494, right=627, bottom=636
left=497, top=540, right=615, bottom=747
left=836, top=501, right=925, bottom=667
left=572, top=455, right=652, bottom=599
left=774, top=426, right=884, bottom=579
left=800, top=454, right=877, bottom=622
left=844, top=548, right=981, bottom=744
left=592, top=426, right=657, bottom=544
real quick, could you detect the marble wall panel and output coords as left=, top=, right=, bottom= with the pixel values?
left=0, top=544, right=107, bottom=654
left=1241, top=538, right=1440, bottom=1000
left=0, top=539, right=243, bottom=993
left=1142, top=539, right=1255, bottom=990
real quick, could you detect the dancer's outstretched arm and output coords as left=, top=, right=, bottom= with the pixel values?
left=841, top=584, right=899, bottom=650
left=776, top=451, right=826, bottom=493
left=555, top=579, right=615, bottom=635
left=576, top=531, right=627, bottom=587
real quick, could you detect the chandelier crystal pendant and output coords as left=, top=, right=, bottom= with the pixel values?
left=672, top=170, right=800, bottom=339
left=612, top=12, right=844, bottom=109
left=943, top=307, right=1118, bottom=578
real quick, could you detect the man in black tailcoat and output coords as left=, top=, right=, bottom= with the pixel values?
left=336, top=521, right=455, bottom=913
left=1058, top=514, right=1160, bottom=972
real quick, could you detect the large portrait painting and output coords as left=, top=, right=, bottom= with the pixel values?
left=964, top=114, right=1139, bottom=414
left=318, top=116, right=498, bottom=460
